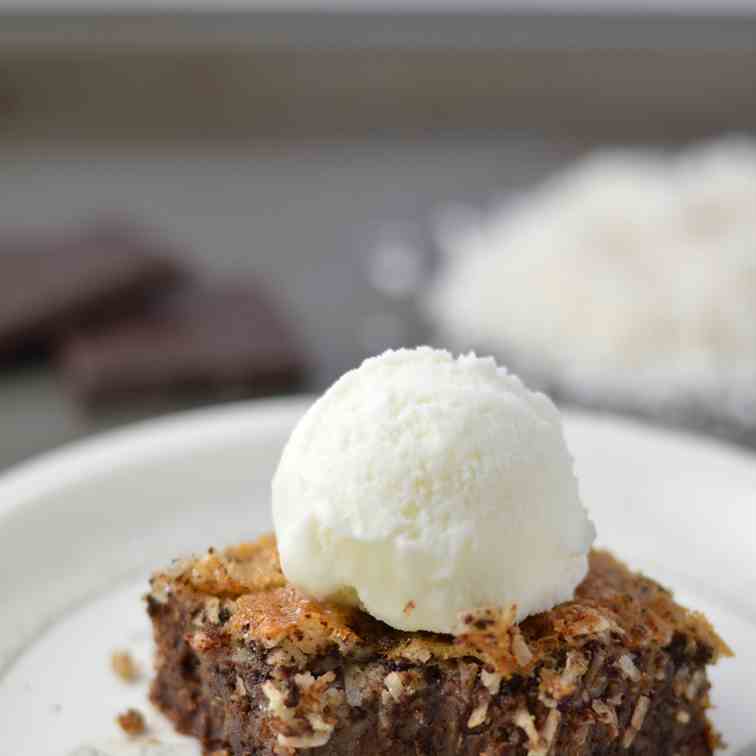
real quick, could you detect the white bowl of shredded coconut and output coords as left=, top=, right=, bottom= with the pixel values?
left=426, top=136, right=756, bottom=443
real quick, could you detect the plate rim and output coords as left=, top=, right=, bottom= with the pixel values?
left=0, top=395, right=315, bottom=520
left=3, top=396, right=756, bottom=519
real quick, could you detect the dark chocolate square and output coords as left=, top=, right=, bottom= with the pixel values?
left=0, top=223, right=185, bottom=360
left=58, top=280, right=307, bottom=405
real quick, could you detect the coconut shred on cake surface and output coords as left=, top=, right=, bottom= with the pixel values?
left=426, top=137, right=756, bottom=431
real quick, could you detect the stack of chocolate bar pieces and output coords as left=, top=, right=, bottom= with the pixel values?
left=0, top=222, right=306, bottom=407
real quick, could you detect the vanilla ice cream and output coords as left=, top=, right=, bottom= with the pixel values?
left=272, top=347, right=595, bottom=634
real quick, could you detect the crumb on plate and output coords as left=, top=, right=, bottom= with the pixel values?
left=116, top=707, right=146, bottom=736
left=111, top=649, right=140, bottom=682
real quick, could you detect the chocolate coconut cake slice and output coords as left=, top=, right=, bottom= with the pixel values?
left=147, top=348, right=731, bottom=756
left=148, top=536, right=729, bottom=756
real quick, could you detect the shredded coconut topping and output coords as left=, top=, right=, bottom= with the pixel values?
left=592, top=700, right=619, bottom=739
left=467, top=701, right=489, bottom=728
left=429, top=137, right=756, bottom=430
left=512, top=630, right=534, bottom=666
left=530, top=709, right=562, bottom=756
left=686, top=669, right=707, bottom=701
left=514, top=708, right=541, bottom=749
left=540, top=650, right=589, bottom=703
left=480, top=668, right=503, bottom=696
left=263, top=672, right=340, bottom=752
left=277, top=731, right=331, bottom=750
left=383, top=671, right=405, bottom=703
left=623, top=695, right=651, bottom=748
left=234, top=675, right=247, bottom=698
left=616, top=653, right=642, bottom=683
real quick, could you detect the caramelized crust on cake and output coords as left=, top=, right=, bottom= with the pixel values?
left=148, top=535, right=730, bottom=755
left=151, top=535, right=729, bottom=676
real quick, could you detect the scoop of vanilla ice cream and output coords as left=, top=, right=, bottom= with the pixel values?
left=272, top=347, right=595, bottom=634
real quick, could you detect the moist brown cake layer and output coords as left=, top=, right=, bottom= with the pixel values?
left=148, top=536, right=730, bottom=755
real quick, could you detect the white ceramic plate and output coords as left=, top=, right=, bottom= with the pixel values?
left=0, top=398, right=754, bottom=755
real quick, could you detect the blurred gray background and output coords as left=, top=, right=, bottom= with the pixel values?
left=2, top=7, right=756, bottom=470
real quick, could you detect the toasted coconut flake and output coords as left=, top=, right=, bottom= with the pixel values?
left=455, top=605, right=520, bottom=674
left=512, top=629, right=534, bottom=666
left=188, top=631, right=217, bottom=653
left=592, top=700, right=619, bottom=739
left=295, top=671, right=338, bottom=708
left=382, top=669, right=424, bottom=704
left=306, top=712, right=335, bottom=734
left=384, top=671, right=405, bottom=703
left=467, top=701, right=489, bottom=728
left=542, top=708, right=561, bottom=745
left=262, top=680, right=294, bottom=721
left=622, top=695, right=650, bottom=748
left=235, top=675, right=247, bottom=698
left=686, top=670, right=707, bottom=701
left=567, top=607, right=614, bottom=636
left=277, top=731, right=331, bottom=749
left=390, top=638, right=433, bottom=664
left=480, top=668, right=502, bottom=696
left=294, top=672, right=317, bottom=691
left=528, top=709, right=562, bottom=756
left=582, top=648, right=608, bottom=699
left=344, top=664, right=385, bottom=708
left=677, top=709, right=691, bottom=724
left=513, top=707, right=541, bottom=749
left=564, top=650, right=590, bottom=688
left=540, top=650, right=589, bottom=701
left=204, top=597, right=221, bottom=624
left=343, top=665, right=362, bottom=707
left=265, top=646, right=308, bottom=669
left=616, top=653, right=641, bottom=682
left=631, top=695, right=650, bottom=730
left=264, top=672, right=338, bottom=751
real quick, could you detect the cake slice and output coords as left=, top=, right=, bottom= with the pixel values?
left=147, top=535, right=730, bottom=756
